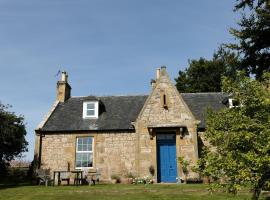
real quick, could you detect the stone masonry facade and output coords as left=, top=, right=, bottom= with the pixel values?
left=38, top=132, right=136, bottom=181
left=35, top=67, right=201, bottom=182
left=134, top=67, right=199, bottom=180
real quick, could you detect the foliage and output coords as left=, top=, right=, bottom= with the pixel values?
left=228, top=0, right=270, bottom=79
left=27, top=154, right=39, bottom=180
left=199, top=72, right=270, bottom=200
left=148, top=165, right=155, bottom=177
left=0, top=102, right=28, bottom=176
left=124, top=172, right=135, bottom=179
left=132, top=176, right=153, bottom=184
left=178, top=156, right=190, bottom=175
left=110, top=174, right=121, bottom=183
left=175, top=47, right=239, bottom=93
left=178, top=156, right=191, bottom=184
left=8, top=167, right=28, bottom=180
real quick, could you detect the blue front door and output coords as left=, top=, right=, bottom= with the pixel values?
left=157, top=133, right=177, bottom=183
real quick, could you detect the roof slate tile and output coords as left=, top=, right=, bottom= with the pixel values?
left=40, top=93, right=227, bottom=132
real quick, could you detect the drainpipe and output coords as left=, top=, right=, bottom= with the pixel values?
left=38, top=131, right=44, bottom=169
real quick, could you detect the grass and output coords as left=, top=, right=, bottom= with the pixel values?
left=0, top=183, right=256, bottom=200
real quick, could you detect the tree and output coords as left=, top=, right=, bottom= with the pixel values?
left=0, top=103, right=28, bottom=176
left=228, top=0, right=270, bottom=79
left=175, top=48, right=239, bottom=93
left=199, top=72, right=270, bottom=200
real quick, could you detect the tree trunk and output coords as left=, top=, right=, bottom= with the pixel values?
left=252, top=187, right=261, bottom=200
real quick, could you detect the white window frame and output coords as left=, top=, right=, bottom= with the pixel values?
left=83, top=101, right=99, bottom=119
left=75, top=137, right=94, bottom=170
left=228, top=98, right=240, bottom=108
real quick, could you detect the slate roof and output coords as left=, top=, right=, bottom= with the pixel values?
left=40, top=93, right=227, bottom=132
left=181, top=93, right=227, bottom=128
left=41, top=95, right=148, bottom=132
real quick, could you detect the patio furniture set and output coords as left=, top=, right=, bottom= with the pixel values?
left=36, top=168, right=101, bottom=186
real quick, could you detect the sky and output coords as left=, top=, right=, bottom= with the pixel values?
left=0, top=0, right=239, bottom=161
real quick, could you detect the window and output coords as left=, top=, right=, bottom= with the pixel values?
left=76, top=137, right=93, bottom=169
left=83, top=101, right=99, bottom=118
left=228, top=98, right=240, bottom=108
left=160, top=90, right=168, bottom=109
left=163, top=94, right=167, bottom=106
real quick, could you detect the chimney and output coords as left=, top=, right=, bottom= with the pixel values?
left=57, top=71, right=71, bottom=102
left=156, top=68, right=160, bottom=79
left=160, top=66, right=167, bottom=76
left=151, top=79, right=156, bottom=89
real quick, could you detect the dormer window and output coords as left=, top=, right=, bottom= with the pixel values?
left=83, top=101, right=99, bottom=118
left=228, top=98, right=240, bottom=108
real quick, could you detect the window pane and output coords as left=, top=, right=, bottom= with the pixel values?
left=77, top=144, right=82, bottom=151
left=82, top=138, right=86, bottom=145
left=78, top=138, right=83, bottom=145
left=76, top=161, right=81, bottom=168
left=89, top=153, right=93, bottom=167
left=76, top=153, right=82, bottom=161
left=82, top=161, right=88, bottom=167
left=82, top=144, right=87, bottom=151
left=87, top=138, right=92, bottom=144
left=87, top=109, right=95, bottom=116
left=82, top=152, right=86, bottom=160
left=87, top=144, right=92, bottom=151
left=87, top=103, right=95, bottom=109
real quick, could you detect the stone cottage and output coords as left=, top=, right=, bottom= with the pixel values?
left=35, top=67, right=227, bottom=183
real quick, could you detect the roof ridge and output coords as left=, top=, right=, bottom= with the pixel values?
left=181, top=92, right=224, bottom=95
left=71, top=94, right=148, bottom=98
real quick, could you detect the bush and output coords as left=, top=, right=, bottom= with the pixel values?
left=125, top=172, right=135, bottom=179
left=9, top=168, right=28, bottom=180
left=27, top=154, right=39, bottom=180
left=133, top=176, right=153, bottom=184
left=111, top=174, right=121, bottom=183
left=186, top=177, right=203, bottom=184
left=149, top=165, right=155, bottom=176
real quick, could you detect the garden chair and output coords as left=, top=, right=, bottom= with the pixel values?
left=86, top=168, right=101, bottom=186
left=36, top=169, right=52, bottom=186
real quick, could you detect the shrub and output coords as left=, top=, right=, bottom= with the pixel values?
left=148, top=165, right=155, bottom=176
left=133, top=176, right=153, bottom=184
left=111, top=174, right=121, bottom=183
left=125, top=172, right=135, bottom=179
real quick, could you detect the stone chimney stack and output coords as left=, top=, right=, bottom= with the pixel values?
left=160, top=66, right=167, bottom=76
left=57, top=71, right=71, bottom=102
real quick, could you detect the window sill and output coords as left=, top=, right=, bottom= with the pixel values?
left=75, top=167, right=94, bottom=170
left=83, top=116, right=98, bottom=119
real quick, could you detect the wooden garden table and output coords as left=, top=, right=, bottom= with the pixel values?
left=53, top=170, right=83, bottom=186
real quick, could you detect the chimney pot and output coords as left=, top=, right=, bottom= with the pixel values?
left=161, top=66, right=166, bottom=70
left=156, top=68, right=160, bottom=79
left=61, top=71, right=68, bottom=82
left=151, top=79, right=156, bottom=89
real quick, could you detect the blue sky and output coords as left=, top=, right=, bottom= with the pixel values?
left=0, top=0, right=238, bottom=161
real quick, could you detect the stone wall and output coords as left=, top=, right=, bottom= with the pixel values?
left=134, top=67, right=199, bottom=181
left=40, top=132, right=136, bottom=181
left=95, top=132, right=136, bottom=181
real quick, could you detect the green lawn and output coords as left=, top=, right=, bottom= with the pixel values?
left=0, top=183, right=257, bottom=200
